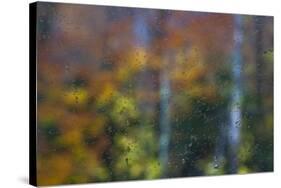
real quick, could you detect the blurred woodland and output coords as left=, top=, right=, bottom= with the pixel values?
left=36, top=2, right=273, bottom=186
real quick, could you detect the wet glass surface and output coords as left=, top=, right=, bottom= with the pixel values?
left=35, top=2, right=273, bottom=186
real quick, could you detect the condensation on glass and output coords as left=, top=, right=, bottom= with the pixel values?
left=35, top=2, right=273, bottom=186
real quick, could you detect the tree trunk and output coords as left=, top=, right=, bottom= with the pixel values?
left=228, top=15, right=243, bottom=173
left=159, top=54, right=172, bottom=177
left=254, top=16, right=265, bottom=120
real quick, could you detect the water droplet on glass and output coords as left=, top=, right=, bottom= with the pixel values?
left=213, top=156, right=219, bottom=169
left=127, top=146, right=131, bottom=152
left=214, top=163, right=219, bottom=169
left=75, top=95, right=79, bottom=104
left=235, top=120, right=241, bottom=127
left=48, top=129, right=56, bottom=135
left=125, top=157, right=129, bottom=167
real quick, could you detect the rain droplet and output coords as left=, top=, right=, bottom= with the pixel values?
left=213, top=156, right=220, bottom=169
left=214, top=163, right=219, bottom=169
left=126, top=119, right=130, bottom=126
left=125, top=157, right=129, bottom=167
left=75, top=95, right=79, bottom=104
left=48, top=129, right=56, bottom=135
left=235, top=120, right=241, bottom=127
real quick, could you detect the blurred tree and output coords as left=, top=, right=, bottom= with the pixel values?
left=35, top=2, right=273, bottom=185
